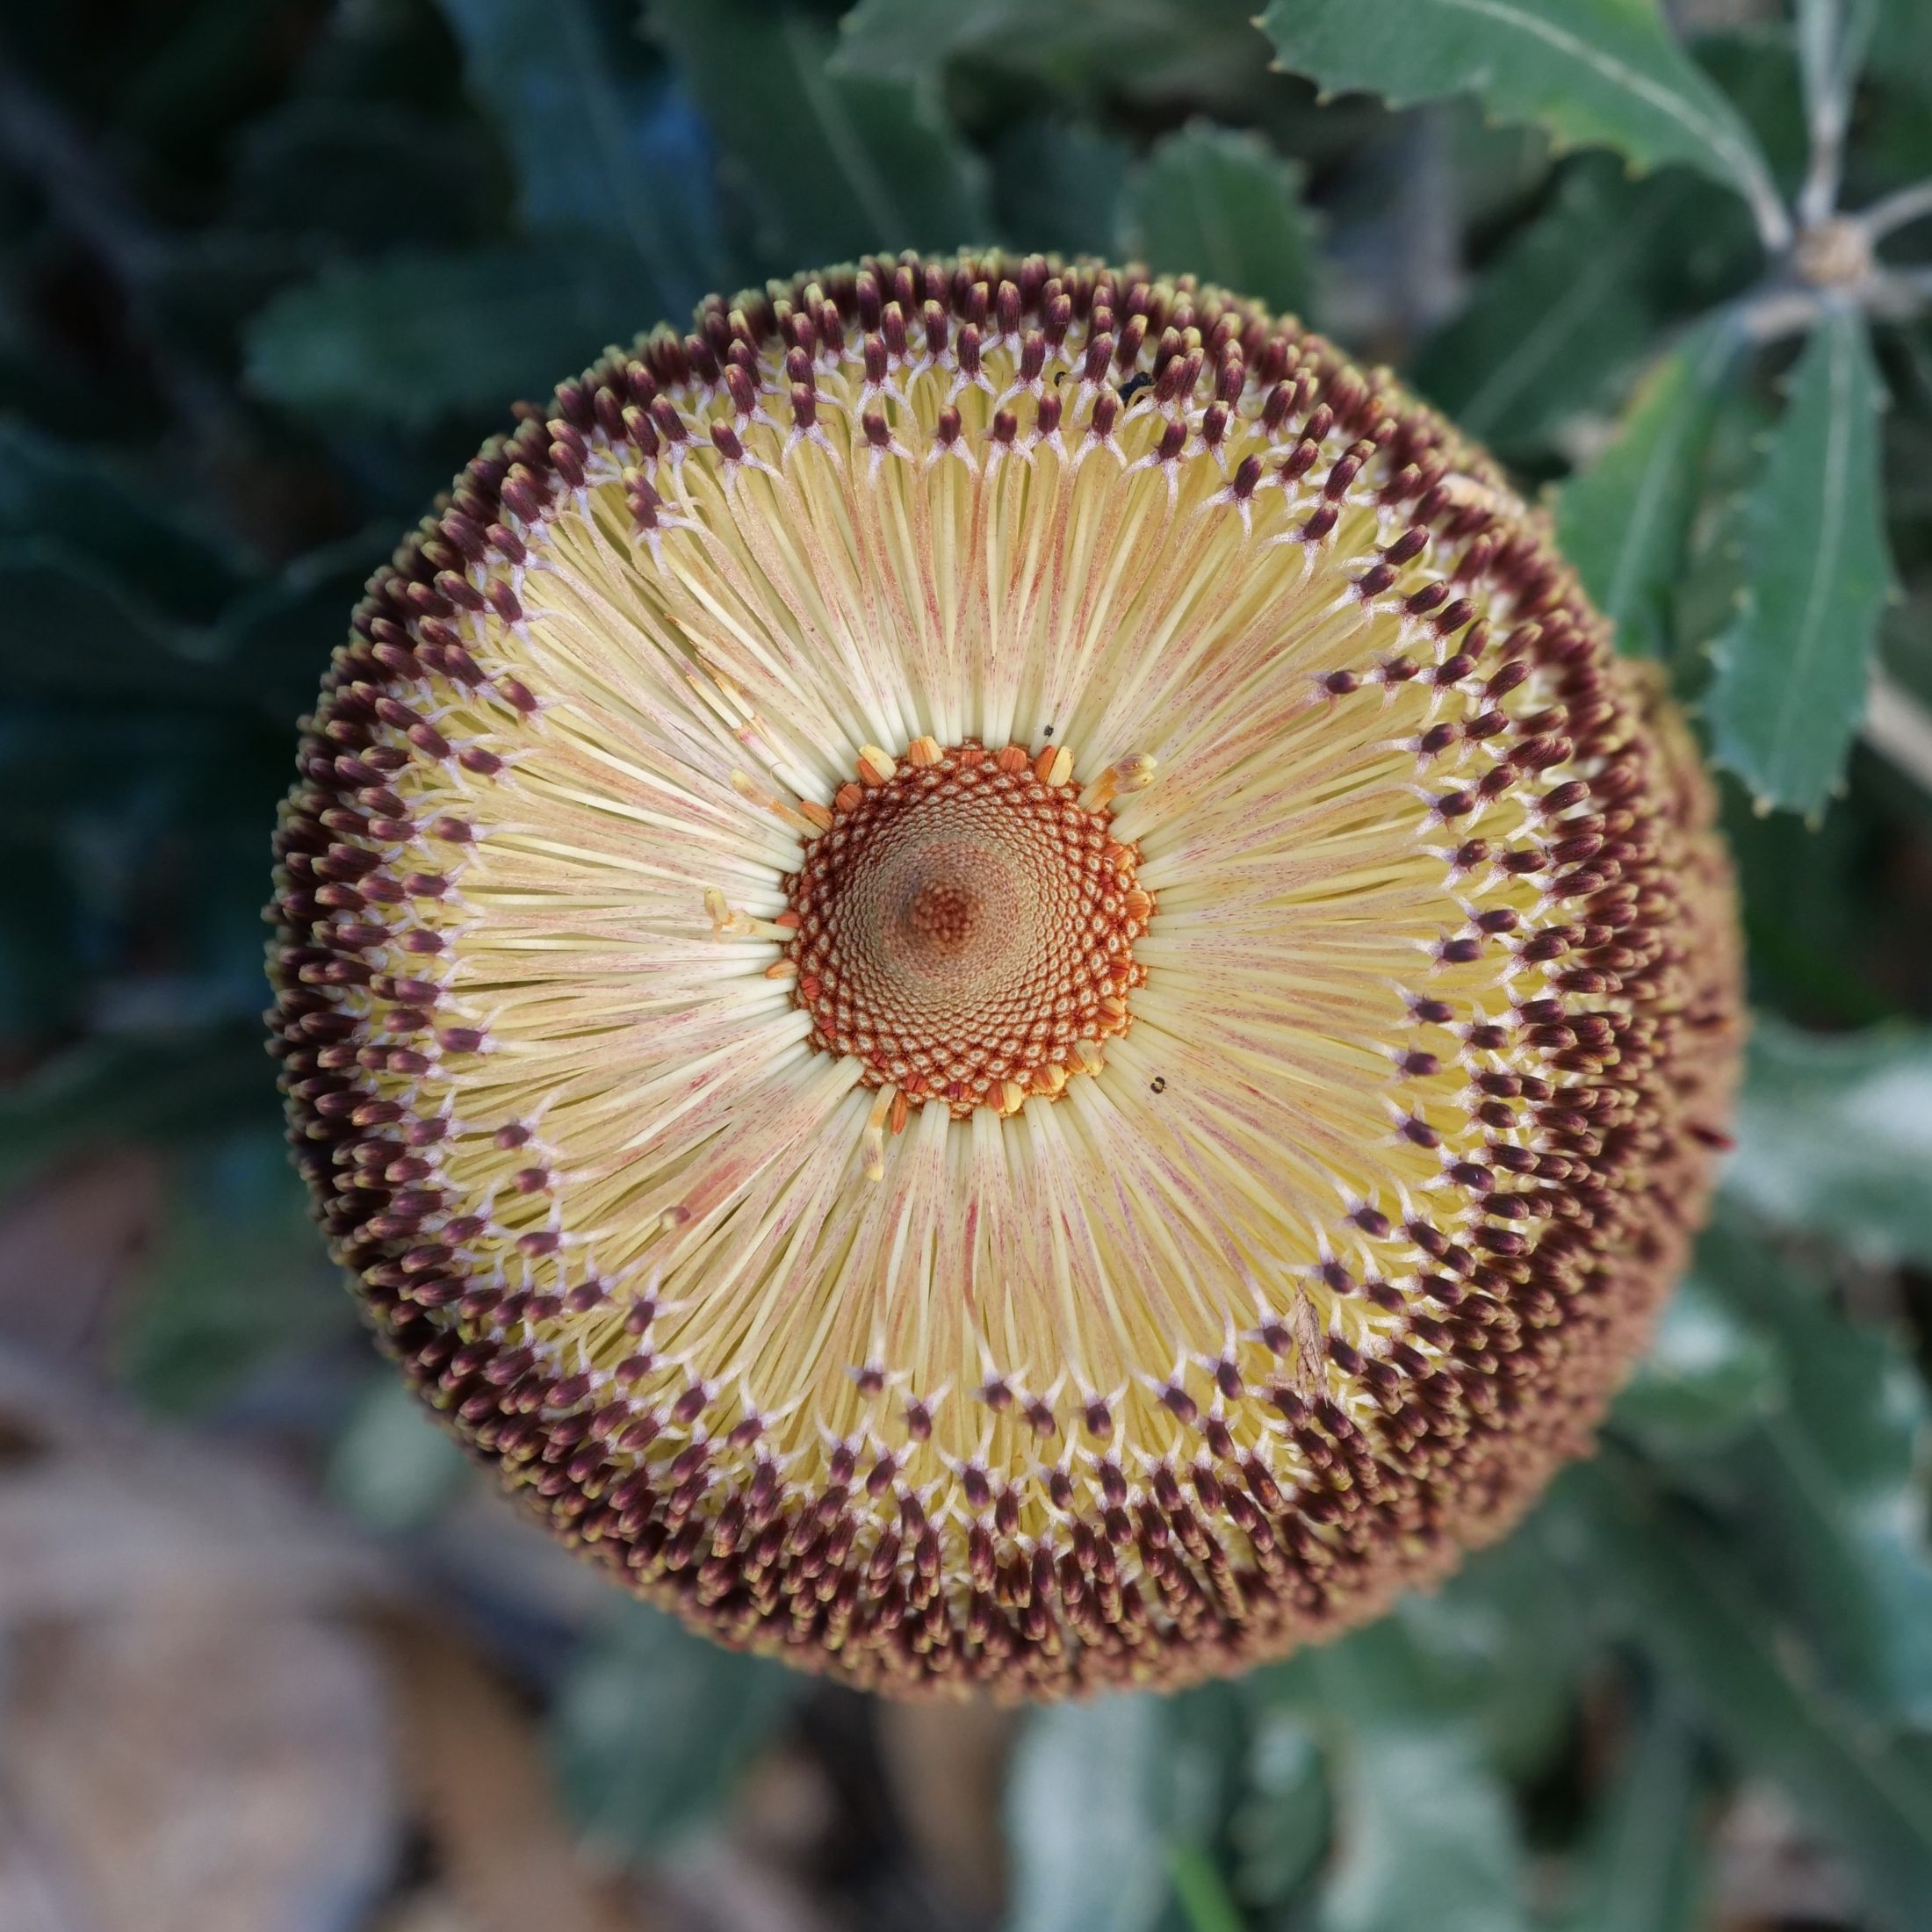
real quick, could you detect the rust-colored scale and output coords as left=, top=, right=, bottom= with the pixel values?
left=787, top=740, right=1151, bottom=1116
left=268, top=249, right=1743, bottom=1700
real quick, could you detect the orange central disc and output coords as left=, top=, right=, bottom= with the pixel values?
left=785, top=743, right=1153, bottom=1115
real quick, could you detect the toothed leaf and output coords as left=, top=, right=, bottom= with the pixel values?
left=1709, top=310, right=1892, bottom=815
left=1412, top=161, right=1666, bottom=454
left=1258, top=0, right=1782, bottom=223
left=1557, top=314, right=1739, bottom=658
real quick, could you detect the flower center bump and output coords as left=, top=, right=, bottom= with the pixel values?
left=785, top=738, right=1154, bottom=1118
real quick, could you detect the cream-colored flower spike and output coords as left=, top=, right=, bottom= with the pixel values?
left=271, top=251, right=1742, bottom=1698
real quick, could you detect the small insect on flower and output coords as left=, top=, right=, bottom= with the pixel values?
left=270, top=252, right=1742, bottom=1700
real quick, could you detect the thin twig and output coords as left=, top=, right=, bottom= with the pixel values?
left=1864, top=670, right=1932, bottom=796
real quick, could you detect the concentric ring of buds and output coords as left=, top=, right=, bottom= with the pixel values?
left=270, top=250, right=1741, bottom=1699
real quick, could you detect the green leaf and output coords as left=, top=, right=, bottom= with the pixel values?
left=0, top=422, right=243, bottom=622
left=1121, top=122, right=1317, bottom=319
left=836, top=0, right=1053, bottom=81
left=119, top=1130, right=351, bottom=1416
left=1562, top=1687, right=1708, bottom=1932
left=0, top=544, right=216, bottom=706
left=1229, top=1708, right=1329, bottom=1910
left=328, top=1375, right=474, bottom=1533
left=1168, top=1844, right=1246, bottom=1932
left=991, top=120, right=1127, bottom=260
left=201, top=523, right=396, bottom=721
left=650, top=0, right=990, bottom=273
left=1003, top=1693, right=1176, bottom=1932
left=244, top=240, right=660, bottom=430
left=0, top=423, right=260, bottom=706
left=1312, top=1642, right=1531, bottom=1932
left=552, top=1598, right=804, bottom=1854
left=1555, top=1455, right=1932, bottom=1931
left=1358, top=1542, right=1581, bottom=1775
left=835, top=0, right=1266, bottom=104
left=1613, top=1267, right=1784, bottom=1455
left=1691, top=1218, right=1932, bottom=1727
left=226, top=96, right=498, bottom=254
left=1257, top=0, right=1783, bottom=233
left=1708, top=310, right=1893, bottom=817
left=436, top=0, right=724, bottom=309
left=0, top=1026, right=277, bottom=1188
left=1411, top=161, right=1670, bottom=455
left=1556, top=314, right=1740, bottom=659
left=1727, top=1017, right=1932, bottom=1265
left=1872, top=0, right=1932, bottom=96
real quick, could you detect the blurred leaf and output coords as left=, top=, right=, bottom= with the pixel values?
left=1004, top=1692, right=1177, bottom=1932
left=1692, top=29, right=1812, bottom=193
left=1122, top=122, right=1317, bottom=318
left=0, top=839, right=88, bottom=1044
left=1562, top=1687, right=1707, bottom=1932
left=834, top=0, right=1266, bottom=105
left=1615, top=1268, right=1784, bottom=1456
left=0, top=1025, right=275, bottom=1186
left=1412, top=161, right=1668, bottom=454
left=1694, top=1217, right=1932, bottom=1728
left=1727, top=1015, right=1932, bottom=1265
left=437, top=0, right=724, bottom=310
left=0, top=422, right=243, bottom=619
left=1556, top=313, right=1739, bottom=659
left=1229, top=1707, right=1329, bottom=1911
left=836, top=0, right=1081, bottom=80
left=202, top=523, right=395, bottom=719
left=652, top=0, right=990, bottom=272
left=245, top=240, right=660, bottom=430
left=1257, top=0, right=1782, bottom=222
left=1874, top=0, right=1932, bottom=81
left=1168, top=1847, right=1245, bottom=1932
left=552, top=1598, right=804, bottom=1853
left=1313, top=1642, right=1531, bottom=1932
left=0, top=424, right=262, bottom=706
left=1720, top=778, right=1901, bottom=1028
left=1252, top=1536, right=1583, bottom=1782
left=991, top=120, right=1127, bottom=259
left=0, top=545, right=222, bottom=706
left=328, top=1374, right=474, bottom=1533
left=1555, top=1454, right=1932, bottom=1932
left=118, top=1129, right=349, bottom=1416
left=1708, top=309, right=1893, bottom=817
left=226, top=97, right=499, bottom=254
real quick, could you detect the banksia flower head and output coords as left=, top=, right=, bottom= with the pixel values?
left=270, top=251, right=1741, bottom=1699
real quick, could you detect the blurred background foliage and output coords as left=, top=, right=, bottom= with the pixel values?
left=3, top=1, right=1932, bottom=1928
